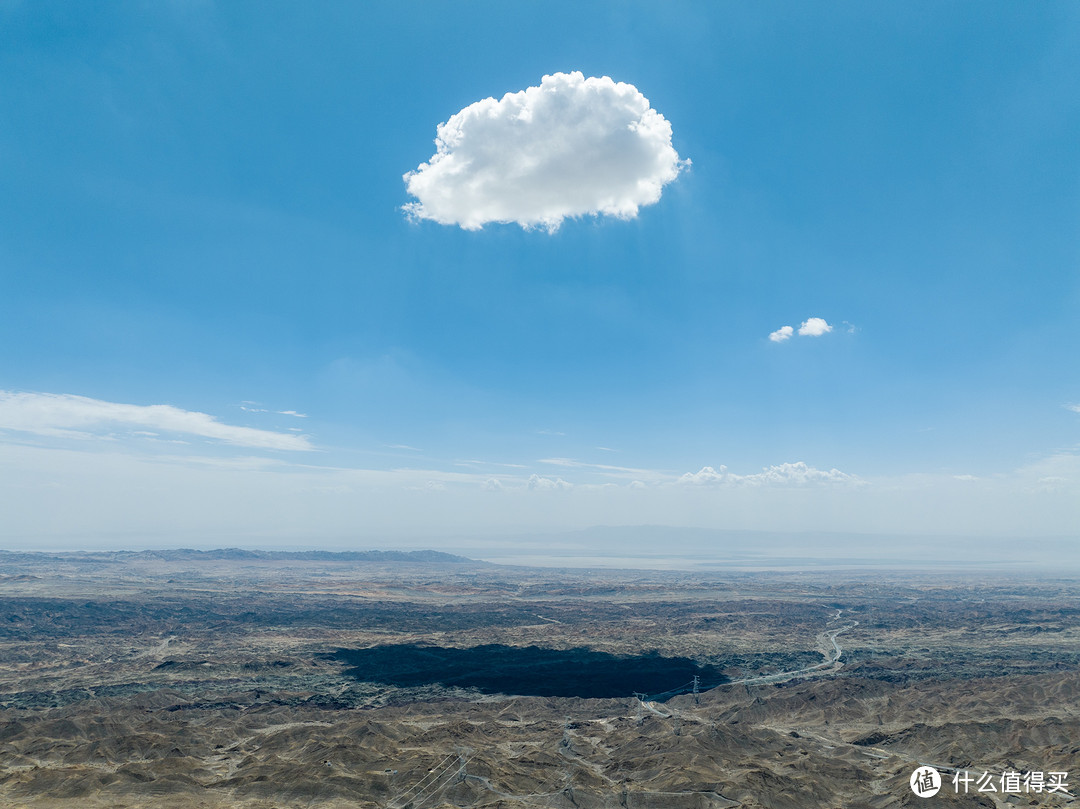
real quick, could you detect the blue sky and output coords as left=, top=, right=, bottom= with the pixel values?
left=1, top=2, right=1078, bottom=549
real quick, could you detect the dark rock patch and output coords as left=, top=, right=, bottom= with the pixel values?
left=331, top=643, right=727, bottom=700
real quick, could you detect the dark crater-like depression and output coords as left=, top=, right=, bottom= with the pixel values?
left=331, top=643, right=728, bottom=700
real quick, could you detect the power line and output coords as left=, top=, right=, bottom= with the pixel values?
left=405, top=755, right=473, bottom=809
left=387, top=753, right=457, bottom=809
left=641, top=678, right=699, bottom=701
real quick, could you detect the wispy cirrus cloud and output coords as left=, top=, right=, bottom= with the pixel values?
left=0, top=391, right=312, bottom=451
left=455, top=459, right=528, bottom=469
left=239, top=404, right=308, bottom=418
left=538, top=457, right=663, bottom=480
left=403, top=71, right=688, bottom=231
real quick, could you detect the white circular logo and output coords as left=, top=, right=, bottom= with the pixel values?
left=910, top=766, right=941, bottom=798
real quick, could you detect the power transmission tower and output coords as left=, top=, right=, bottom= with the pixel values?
left=692, top=674, right=700, bottom=704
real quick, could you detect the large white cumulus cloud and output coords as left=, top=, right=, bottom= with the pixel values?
left=403, top=71, right=689, bottom=231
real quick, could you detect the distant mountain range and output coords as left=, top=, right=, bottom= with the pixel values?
left=0, top=548, right=478, bottom=564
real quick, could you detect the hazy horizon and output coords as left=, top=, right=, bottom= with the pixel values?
left=3, top=525, right=1077, bottom=573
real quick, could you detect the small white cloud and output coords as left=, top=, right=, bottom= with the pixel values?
left=277, top=410, right=307, bottom=418
left=769, top=325, right=794, bottom=343
left=527, top=473, right=573, bottom=491
left=0, top=391, right=312, bottom=451
left=1065, top=403, right=1080, bottom=414
left=679, top=461, right=857, bottom=487
left=751, top=461, right=854, bottom=485
left=403, top=71, right=689, bottom=231
left=482, top=478, right=503, bottom=492
left=953, top=474, right=979, bottom=481
left=798, top=317, right=833, bottom=337
left=679, top=465, right=729, bottom=485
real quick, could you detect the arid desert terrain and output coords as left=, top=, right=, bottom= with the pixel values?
left=1, top=549, right=1077, bottom=808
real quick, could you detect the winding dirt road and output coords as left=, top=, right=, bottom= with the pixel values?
left=729, top=608, right=858, bottom=687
